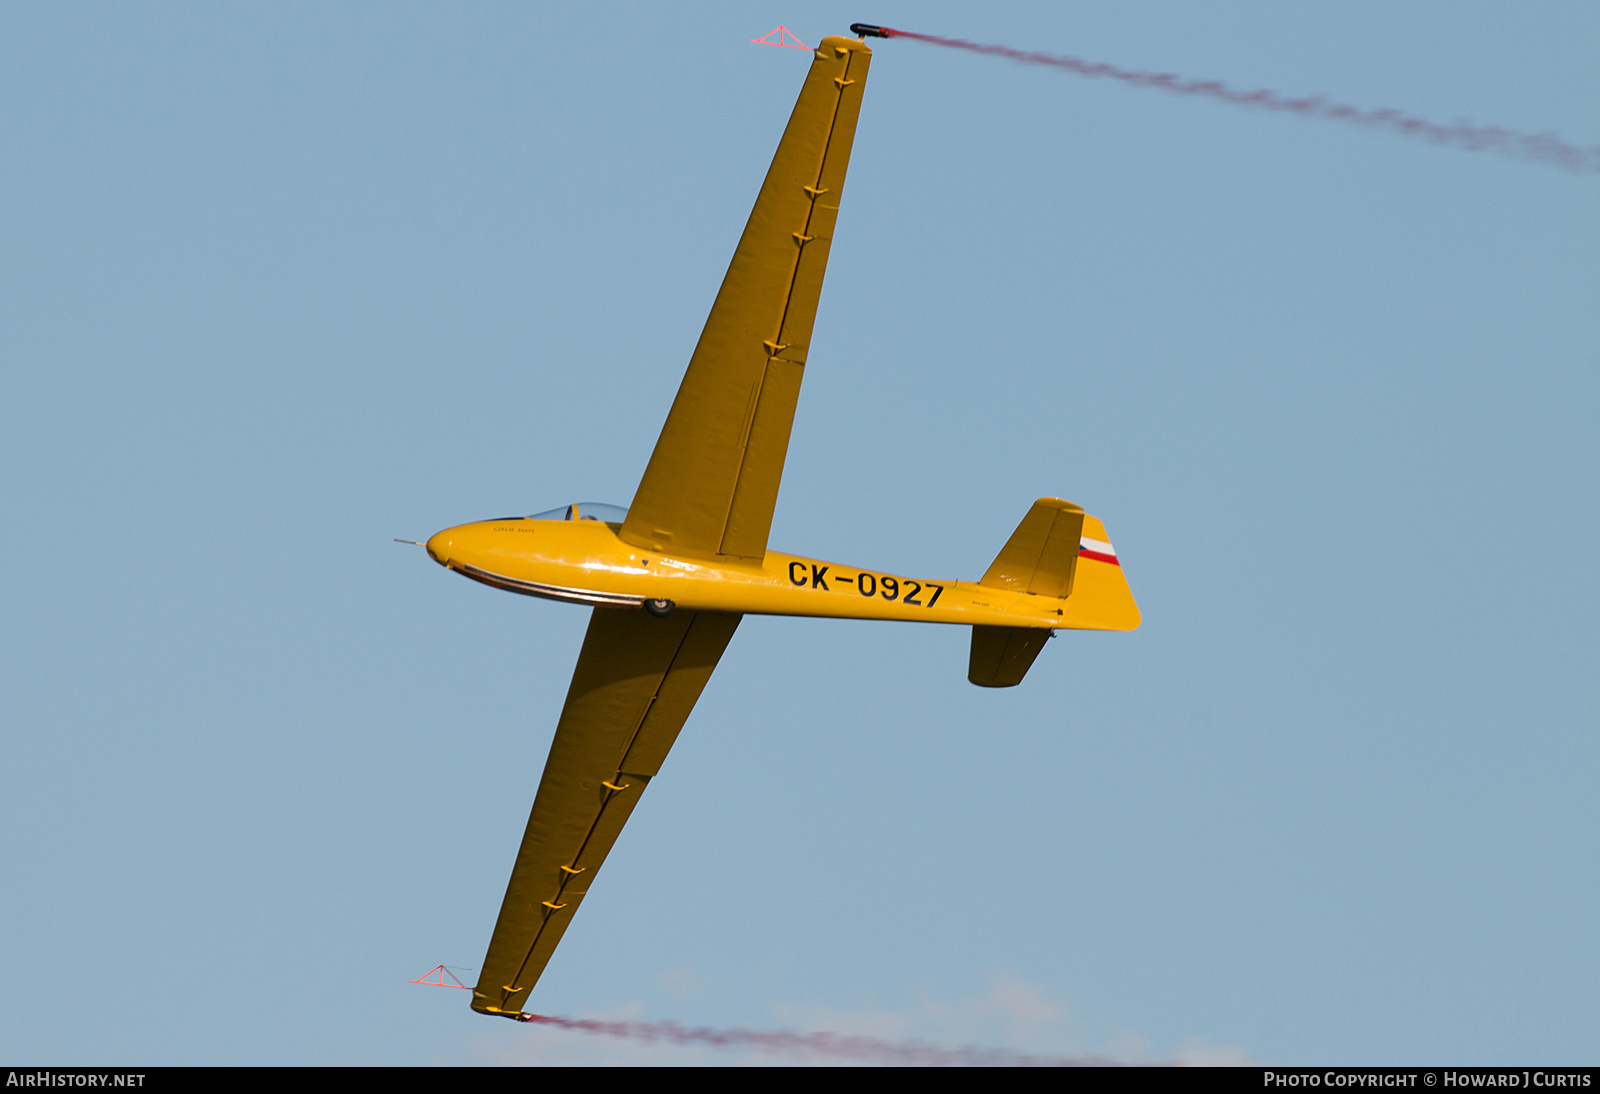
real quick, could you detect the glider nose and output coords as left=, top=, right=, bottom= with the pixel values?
left=425, top=530, right=452, bottom=566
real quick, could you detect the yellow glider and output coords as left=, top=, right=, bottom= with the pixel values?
left=419, top=34, right=1139, bottom=1021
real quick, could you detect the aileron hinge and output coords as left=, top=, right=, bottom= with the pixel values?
left=541, top=900, right=568, bottom=910
left=792, top=231, right=815, bottom=245
left=802, top=185, right=829, bottom=198
left=559, top=864, right=586, bottom=875
left=762, top=340, right=790, bottom=356
left=602, top=779, right=631, bottom=792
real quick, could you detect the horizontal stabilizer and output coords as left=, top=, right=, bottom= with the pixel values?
left=969, top=625, right=1052, bottom=688
left=981, top=498, right=1085, bottom=598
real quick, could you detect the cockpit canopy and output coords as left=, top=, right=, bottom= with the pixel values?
left=526, top=502, right=629, bottom=525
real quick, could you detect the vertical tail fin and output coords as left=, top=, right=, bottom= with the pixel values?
left=968, top=498, right=1140, bottom=687
left=1061, top=513, right=1140, bottom=632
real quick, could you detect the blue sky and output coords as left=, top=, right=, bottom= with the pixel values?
left=2, top=2, right=1595, bottom=1065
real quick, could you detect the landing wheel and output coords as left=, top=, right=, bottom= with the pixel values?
left=643, top=598, right=676, bottom=617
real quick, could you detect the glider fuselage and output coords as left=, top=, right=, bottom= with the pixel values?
left=425, top=517, right=1136, bottom=631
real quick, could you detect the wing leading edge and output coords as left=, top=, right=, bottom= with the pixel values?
left=472, top=608, right=741, bottom=1017
left=620, top=36, right=872, bottom=563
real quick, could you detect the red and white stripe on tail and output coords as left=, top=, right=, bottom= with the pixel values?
left=1078, top=535, right=1119, bottom=567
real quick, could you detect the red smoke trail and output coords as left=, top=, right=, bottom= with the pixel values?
left=520, top=1012, right=1126, bottom=1066
left=880, top=27, right=1600, bottom=175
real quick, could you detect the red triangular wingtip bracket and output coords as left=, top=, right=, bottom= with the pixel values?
left=749, top=26, right=811, bottom=51
left=409, top=965, right=470, bottom=989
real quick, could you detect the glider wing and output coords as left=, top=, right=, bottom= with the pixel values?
left=620, top=37, right=872, bottom=563
left=471, top=607, right=741, bottom=1017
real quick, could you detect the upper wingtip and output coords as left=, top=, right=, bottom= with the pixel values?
left=817, top=33, right=873, bottom=56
